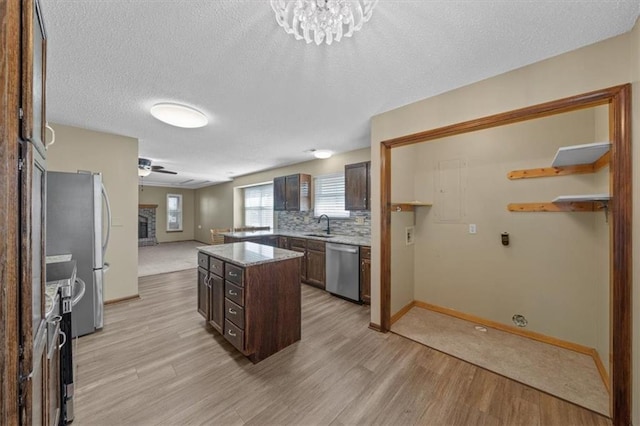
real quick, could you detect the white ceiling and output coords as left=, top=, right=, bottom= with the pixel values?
left=40, top=0, right=640, bottom=189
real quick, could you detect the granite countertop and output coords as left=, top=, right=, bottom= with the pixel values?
left=222, top=230, right=371, bottom=247
left=198, top=242, right=304, bottom=267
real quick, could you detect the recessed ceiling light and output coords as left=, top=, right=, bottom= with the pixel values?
left=313, top=149, right=332, bottom=159
left=150, top=103, right=208, bottom=128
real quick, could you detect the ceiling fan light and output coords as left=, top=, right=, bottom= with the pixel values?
left=138, top=168, right=152, bottom=177
left=150, top=103, right=208, bottom=128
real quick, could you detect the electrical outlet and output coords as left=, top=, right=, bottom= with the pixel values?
left=304, top=216, right=310, bottom=224
left=405, top=226, right=415, bottom=245
left=469, top=224, right=477, bottom=234
left=355, top=217, right=365, bottom=225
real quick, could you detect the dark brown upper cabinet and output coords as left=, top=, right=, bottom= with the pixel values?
left=273, top=174, right=311, bottom=211
left=345, top=161, right=370, bottom=210
left=21, top=0, right=47, bottom=157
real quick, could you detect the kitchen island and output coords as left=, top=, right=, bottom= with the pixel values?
left=197, top=242, right=303, bottom=363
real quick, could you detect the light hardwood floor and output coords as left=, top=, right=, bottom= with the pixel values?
left=73, top=269, right=611, bottom=425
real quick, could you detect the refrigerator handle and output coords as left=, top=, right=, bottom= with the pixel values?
left=101, top=183, right=112, bottom=256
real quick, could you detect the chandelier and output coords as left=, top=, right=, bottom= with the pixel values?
left=270, top=0, right=379, bottom=46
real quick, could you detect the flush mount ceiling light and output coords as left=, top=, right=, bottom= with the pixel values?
left=150, top=103, right=208, bottom=128
left=270, top=0, right=379, bottom=46
left=313, top=149, right=333, bottom=159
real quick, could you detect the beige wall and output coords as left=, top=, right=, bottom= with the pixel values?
left=47, top=124, right=139, bottom=301
left=138, top=186, right=195, bottom=242
left=371, top=22, right=639, bottom=423
left=194, top=148, right=371, bottom=243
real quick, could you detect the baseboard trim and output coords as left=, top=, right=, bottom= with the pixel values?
left=105, top=294, right=140, bottom=305
left=413, top=301, right=595, bottom=357
left=391, top=301, right=415, bottom=325
left=590, top=348, right=611, bottom=394
left=369, top=322, right=383, bottom=332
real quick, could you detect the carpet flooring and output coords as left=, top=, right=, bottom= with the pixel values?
left=138, top=240, right=203, bottom=277
left=391, top=306, right=609, bottom=416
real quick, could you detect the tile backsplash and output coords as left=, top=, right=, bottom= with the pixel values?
left=276, top=211, right=370, bottom=237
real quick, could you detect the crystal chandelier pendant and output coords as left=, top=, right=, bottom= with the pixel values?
left=270, top=0, right=379, bottom=46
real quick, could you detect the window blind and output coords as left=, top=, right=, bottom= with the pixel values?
left=244, top=183, right=273, bottom=227
left=314, top=173, right=350, bottom=218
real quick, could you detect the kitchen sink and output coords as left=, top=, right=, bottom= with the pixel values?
left=304, top=233, right=335, bottom=238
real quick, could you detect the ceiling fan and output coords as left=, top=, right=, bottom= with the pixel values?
left=138, top=158, right=177, bottom=176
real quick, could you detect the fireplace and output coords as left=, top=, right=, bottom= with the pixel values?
left=138, top=204, right=158, bottom=246
left=138, top=215, right=148, bottom=239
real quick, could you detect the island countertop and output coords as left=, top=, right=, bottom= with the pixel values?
left=198, top=241, right=303, bottom=267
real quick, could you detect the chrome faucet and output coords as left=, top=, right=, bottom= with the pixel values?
left=317, top=214, right=330, bottom=235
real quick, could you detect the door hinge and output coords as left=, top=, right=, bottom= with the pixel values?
left=19, top=108, right=24, bottom=120
left=18, top=158, right=24, bottom=171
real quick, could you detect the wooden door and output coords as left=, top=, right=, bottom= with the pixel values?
left=273, top=176, right=286, bottom=211
left=345, top=162, right=370, bottom=210
left=285, top=174, right=300, bottom=211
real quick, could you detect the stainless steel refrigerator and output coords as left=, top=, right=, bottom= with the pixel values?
left=46, top=171, right=111, bottom=337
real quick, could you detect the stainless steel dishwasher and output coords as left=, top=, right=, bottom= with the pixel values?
left=326, top=243, right=360, bottom=302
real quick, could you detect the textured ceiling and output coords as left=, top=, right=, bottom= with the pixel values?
left=40, top=0, right=640, bottom=188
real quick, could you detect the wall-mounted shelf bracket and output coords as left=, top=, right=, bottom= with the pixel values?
left=391, top=201, right=432, bottom=212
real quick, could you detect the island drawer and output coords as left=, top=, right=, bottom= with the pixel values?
left=224, top=319, right=245, bottom=352
left=225, top=298, right=245, bottom=329
left=307, top=240, right=325, bottom=252
left=209, top=257, right=224, bottom=277
left=225, top=282, right=244, bottom=306
left=225, top=263, right=244, bottom=286
left=197, top=252, right=209, bottom=270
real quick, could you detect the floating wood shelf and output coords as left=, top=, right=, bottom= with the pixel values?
left=507, top=201, right=607, bottom=213
left=509, top=195, right=609, bottom=212
left=391, top=201, right=432, bottom=212
left=508, top=142, right=610, bottom=180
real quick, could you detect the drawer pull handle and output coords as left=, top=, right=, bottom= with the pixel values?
left=228, top=308, right=237, bottom=315
left=229, top=290, right=238, bottom=296
left=228, top=330, right=237, bottom=337
left=229, top=271, right=239, bottom=277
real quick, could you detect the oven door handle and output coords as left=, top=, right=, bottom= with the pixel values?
left=58, top=330, right=67, bottom=350
left=72, top=277, right=86, bottom=307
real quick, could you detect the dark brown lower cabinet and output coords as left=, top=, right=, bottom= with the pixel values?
left=360, top=246, right=371, bottom=304
left=197, top=267, right=209, bottom=319
left=208, top=274, right=224, bottom=333
left=305, top=240, right=325, bottom=290
left=288, top=238, right=307, bottom=282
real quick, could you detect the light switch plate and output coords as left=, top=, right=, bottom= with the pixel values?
left=469, top=224, right=477, bottom=234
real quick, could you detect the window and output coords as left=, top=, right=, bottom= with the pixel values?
left=244, top=183, right=273, bottom=228
left=314, top=173, right=350, bottom=218
left=167, top=194, right=183, bottom=231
